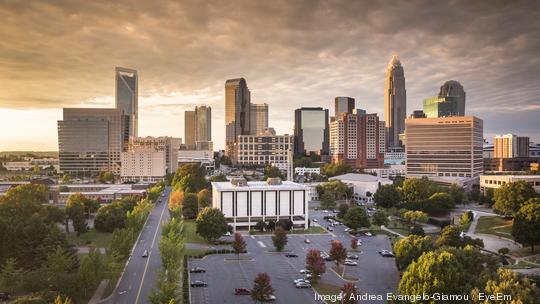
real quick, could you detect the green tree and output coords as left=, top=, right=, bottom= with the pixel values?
left=321, top=161, right=352, bottom=177
left=371, top=209, right=389, bottom=227
left=79, top=248, right=103, bottom=297
left=373, top=184, right=401, bottom=208
left=402, top=210, right=428, bottom=226
left=471, top=268, right=539, bottom=303
left=148, top=269, right=181, bottom=304
left=294, top=156, right=313, bottom=168
left=305, top=249, right=325, bottom=283
left=254, top=220, right=265, bottom=232
left=195, top=208, right=228, bottom=242
left=337, top=203, right=349, bottom=218
left=423, top=192, right=455, bottom=214
left=459, top=211, right=473, bottom=227
left=512, top=199, right=540, bottom=252
left=493, top=181, right=537, bottom=216
left=251, top=272, right=275, bottom=302
left=109, top=228, right=136, bottom=259
left=272, top=226, right=288, bottom=252
left=171, top=164, right=209, bottom=193
left=97, top=171, right=115, bottom=183
left=60, top=174, right=70, bottom=184
left=329, top=240, right=347, bottom=268
left=209, top=174, right=227, bottom=182
left=436, top=225, right=484, bottom=248
left=0, top=258, right=23, bottom=293
left=320, top=192, right=336, bottom=210
left=94, top=202, right=127, bottom=232
left=197, top=189, right=212, bottom=209
left=401, top=177, right=439, bottom=203
left=65, top=194, right=88, bottom=235
left=448, top=184, right=468, bottom=205
left=276, top=219, right=293, bottom=231
left=159, top=217, right=184, bottom=270
left=264, top=165, right=284, bottom=180
left=393, top=235, right=434, bottom=270
left=182, top=193, right=199, bottom=219
left=343, top=207, right=370, bottom=230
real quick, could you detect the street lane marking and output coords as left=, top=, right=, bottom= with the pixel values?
left=257, top=241, right=266, bottom=248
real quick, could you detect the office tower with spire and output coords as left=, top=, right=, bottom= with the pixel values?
left=115, top=67, right=138, bottom=145
left=225, top=78, right=251, bottom=158
left=439, top=80, right=466, bottom=116
left=384, top=55, right=406, bottom=149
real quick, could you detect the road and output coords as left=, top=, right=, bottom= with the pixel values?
left=100, top=187, right=171, bottom=304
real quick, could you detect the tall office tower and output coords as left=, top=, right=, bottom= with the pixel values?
left=115, top=67, right=138, bottom=145
left=250, top=103, right=269, bottom=135
left=58, top=108, right=123, bottom=176
left=384, top=55, right=406, bottom=149
left=494, top=134, right=530, bottom=158
left=195, top=106, right=212, bottom=142
left=405, top=116, right=483, bottom=179
left=294, top=107, right=329, bottom=160
left=329, top=112, right=385, bottom=169
left=184, top=110, right=196, bottom=150
left=422, top=96, right=459, bottom=118
left=225, top=78, right=251, bottom=158
left=334, top=97, right=355, bottom=117
left=439, top=80, right=466, bottom=116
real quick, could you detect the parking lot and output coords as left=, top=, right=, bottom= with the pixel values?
left=189, top=207, right=399, bottom=304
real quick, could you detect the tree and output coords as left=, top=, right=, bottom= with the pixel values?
left=195, top=208, right=228, bottom=242
left=423, top=192, right=455, bottom=214
left=321, top=161, right=352, bottom=177
left=341, top=282, right=359, bottom=304
left=371, top=209, right=389, bottom=227
left=317, top=180, right=350, bottom=201
left=294, top=156, right=313, bottom=168
left=65, top=194, right=88, bottom=235
left=79, top=248, right=103, bottom=296
left=60, top=174, right=70, bottom=184
left=53, top=296, right=72, bottom=304
left=0, top=258, right=23, bottom=293
left=305, top=249, right=325, bottom=283
left=329, top=240, right=347, bottom=268
left=493, top=181, right=537, bottom=216
left=320, top=192, right=336, bottom=210
left=254, top=220, right=265, bottom=232
left=168, top=191, right=184, bottom=217
left=148, top=269, right=181, bottom=304
left=251, top=273, right=275, bottom=302
left=94, top=202, right=127, bottom=232
left=109, top=228, right=136, bottom=259
left=410, top=225, right=425, bottom=236
left=436, top=225, right=484, bottom=248
left=266, top=220, right=276, bottom=232
left=337, top=203, right=349, bottom=218
left=272, top=226, right=288, bottom=252
left=343, top=207, right=370, bottom=230
left=393, top=235, right=434, bottom=270
left=401, top=177, right=439, bottom=203
left=512, top=199, right=540, bottom=252
left=182, top=193, right=199, bottom=219
left=232, top=232, right=246, bottom=258
left=459, top=211, right=473, bottom=227
left=471, top=268, right=539, bottom=303
left=264, top=165, right=284, bottom=180
left=350, top=237, right=358, bottom=250
left=197, top=189, right=212, bottom=209
left=448, top=184, right=468, bottom=205
left=171, top=164, right=209, bottom=193
left=97, top=171, right=115, bottom=183
left=402, top=210, right=428, bottom=227
left=373, top=184, right=401, bottom=208
left=209, top=174, right=227, bottom=182
left=276, top=219, right=293, bottom=231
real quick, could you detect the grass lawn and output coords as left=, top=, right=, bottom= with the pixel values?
left=67, top=229, right=113, bottom=248
left=475, top=216, right=514, bottom=240
left=184, top=220, right=208, bottom=244
left=312, top=282, right=342, bottom=303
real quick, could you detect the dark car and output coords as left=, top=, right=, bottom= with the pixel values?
left=142, top=250, right=149, bottom=258
left=234, top=288, right=251, bottom=295
left=191, top=280, right=208, bottom=287
left=189, top=267, right=206, bottom=273
left=378, top=250, right=395, bottom=257
left=347, top=254, right=359, bottom=260
left=0, top=292, right=10, bottom=301
left=285, top=253, right=299, bottom=258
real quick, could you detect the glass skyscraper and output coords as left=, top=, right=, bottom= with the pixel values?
left=423, top=96, right=459, bottom=118
left=225, top=78, right=251, bottom=158
left=115, top=67, right=138, bottom=145
left=294, top=107, right=329, bottom=158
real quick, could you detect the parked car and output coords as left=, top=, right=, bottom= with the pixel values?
left=312, top=219, right=318, bottom=222
left=262, top=294, right=277, bottom=301
left=364, top=232, right=373, bottom=237
left=378, top=250, right=395, bottom=257
left=189, top=267, right=206, bottom=273
left=304, top=239, right=311, bottom=244
left=191, top=280, right=208, bottom=287
left=234, top=288, right=250, bottom=295
left=344, top=260, right=358, bottom=266
left=285, top=253, right=299, bottom=258
left=295, top=281, right=311, bottom=288
left=327, top=226, right=333, bottom=231
left=347, top=254, right=359, bottom=260
left=299, top=269, right=310, bottom=274
left=0, top=292, right=10, bottom=301
left=294, top=278, right=310, bottom=284
left=142, top=250, right=149, bottom=258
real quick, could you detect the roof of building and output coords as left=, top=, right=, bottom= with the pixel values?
left=212, top=180, right=306, bottom=191
left=330, top=173, right=391, bottom=183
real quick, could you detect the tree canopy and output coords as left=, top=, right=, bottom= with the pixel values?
left=343, top=207, right=370, bottom=230
left=493, top=181, right=537, bottom=216
left=373, top=184, right=401, bottom=208
left=195, top=208, right=228, bottom=242
left=171, top=164, right=209, bottom=193
left=512, top=199, right=540, bottom=252
left=321, top=161, right=352, bottom=177
left=393, top=235, right=434, bottom=270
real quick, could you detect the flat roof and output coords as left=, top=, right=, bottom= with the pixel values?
left=212, top=181, right=306, bottom=191
left=330, top=173, right=391, bottom=183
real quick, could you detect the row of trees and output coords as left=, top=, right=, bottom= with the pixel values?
left=168, top=189, right=211, bottom=220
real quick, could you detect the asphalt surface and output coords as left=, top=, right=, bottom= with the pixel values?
left=189, top=204, right=399, bottom=304
left=100, top=187, right=171, bottom=304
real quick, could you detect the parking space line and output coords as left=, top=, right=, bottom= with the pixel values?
left=257, top=241, right=266, bottom=248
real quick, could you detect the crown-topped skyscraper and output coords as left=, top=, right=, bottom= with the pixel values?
left=384, top=55, right=406, bottom=149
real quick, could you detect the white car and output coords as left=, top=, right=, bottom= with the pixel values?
left=312, top=219, right=318, bottom=222
left=344, top=260, right=358, bottom=266
left=293, top=278, right=310, bottom=284
left=364, top=232, right=373, bottom=237
left=299, top=269, right=310, bottom=274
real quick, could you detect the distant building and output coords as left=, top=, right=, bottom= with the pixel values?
left=250, top=103, right=268, bottom=135
left=51, top=184, right=148, bottom=205
left=294, top=107, right=329, bottom=160
left=115, top=67, right=138, bottom=142
left=334, top=97, right=355, bottom=118
left=484, top=157, right=540, bottom=172
left=211, top=178, right=308, bottom=231
left=3, top=158, right=59, bottom=171
left=494, top=134, right=530, bottom=158
left=225, top=78, right=251, bottom=158
left=480, top=175, right=540, bottom=193
left=384, top=151, right=406, bottom=165
left=365, top=165, right=406, bottom=179
left=294, top=167, right=321, bottom=176
left=330, top=173, right=392, bottom=203
left=439, top=80, right=466, bottom=116
left=236, top=132, right=293, bottom=172
left=384, top=55, right=406, bottom=149
left=405, top=116, right=483, bottom=180
left=178, top=149, right=215, bottom=172
left=422, top=96, right=459, bottom=118
left=184, top=110, right=196, bottom=150
left=411, top=110, right=426, bottom=118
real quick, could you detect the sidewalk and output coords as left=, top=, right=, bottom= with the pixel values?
left=88, top=279, right=109, bottom=304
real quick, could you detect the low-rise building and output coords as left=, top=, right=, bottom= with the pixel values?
left=51, top=184, right=148, bottom=205
left=480, top=175, right=540, bottom=193
left=294, top=167, right=321, bottom=176
left=211, top=178, right=308, bottom=231
left=178, top=149, right=215, bottom=172
left=365, top=165, right=406, bottom=179
left=329, top=173, right=392, bottom=203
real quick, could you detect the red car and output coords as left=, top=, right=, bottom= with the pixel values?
left=235, top=288, right=251, bottom=295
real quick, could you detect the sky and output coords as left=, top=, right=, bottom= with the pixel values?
left=0, top=0, right=539, bottom=151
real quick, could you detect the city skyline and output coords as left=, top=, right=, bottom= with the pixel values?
left=1, top=0, right=539, bottom=151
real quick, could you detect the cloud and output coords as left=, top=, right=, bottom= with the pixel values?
left=0, top=0, right=539, bottom=150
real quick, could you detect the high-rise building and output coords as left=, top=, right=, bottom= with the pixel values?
left=195, top=106, right=212, bottom=143
left=184, top=110, right=196, bottom=150
left=384, top=55, right=406, bottom=149
left=294, top=107, right=329, bottom=159
left=422, top=96, right=459, bottom=118
left=334, top=97, right=355, bottom=117
left=494, top=134, right=530, bottom=158
left=250, top=103, right=269, bottom=135
left=439, top=80, right=466, bottom=116
left=115, top=67, right=138, bottom=144
left=58, top=108, right=123, bottom=176
left=405, top=116, right=483, bottom=179
left=225, top=78, right=251, bottom=158
left=236, top=132, right=293, bottom=178
left=329, top=112, right=385, bottom=169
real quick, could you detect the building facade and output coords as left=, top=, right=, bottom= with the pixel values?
left=439, top=80, right=466, bottom=116
left=178, top=149, right=215, bottom=172
left=225, top=78, right=251, bottom=158
left=58, top=108, right=123, bottom=176
left=405, top=116, right=483, bottom=179
left=330, top=173, right=392, bottom=203
left=334, top=97, right=355, bottom=118
left=494, top=134, right=530, bottom=158
left=115, top=67, right=138, bottom=142
left=235, top=132, right=293, bottom=170
left=211, top=178, right=308, bottom=231
left=250, top=103, right=269, bottom=136
left=384, top=55, right=406, bottom=149
left=423, top=96, right=459, bottom=118
left=480, top=175, right=540, bottom=193
left=294, top=167, right=321, bottom=176
left=294, top=107, right=329, bottom=159
left=185, top=106, right=212, bottom=150
left=184, top=110, right=196, bottom=150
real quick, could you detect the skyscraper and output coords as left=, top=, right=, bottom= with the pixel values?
left=439, top=80, right=466, bottom=116
left=184, top=110, right=196, bottom=150
left=294, top=107, right=329, bottom=159
left=422, top=96, right=459, bottom=118
left=115, top=67, right=138, bottom=144
left=250, top=103, right=268, bottom=135
left=334, top=97, right=355, bottom=118
left=225, top=78, right=251, bottom=158
left=494, top=134, right=530, bottom=158
left=384, top=55, right=406, bottom=149
left=195, top=106, right=212, bottom=143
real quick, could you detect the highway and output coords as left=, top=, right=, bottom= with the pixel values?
left=100, top=187, right=171, bottom=304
